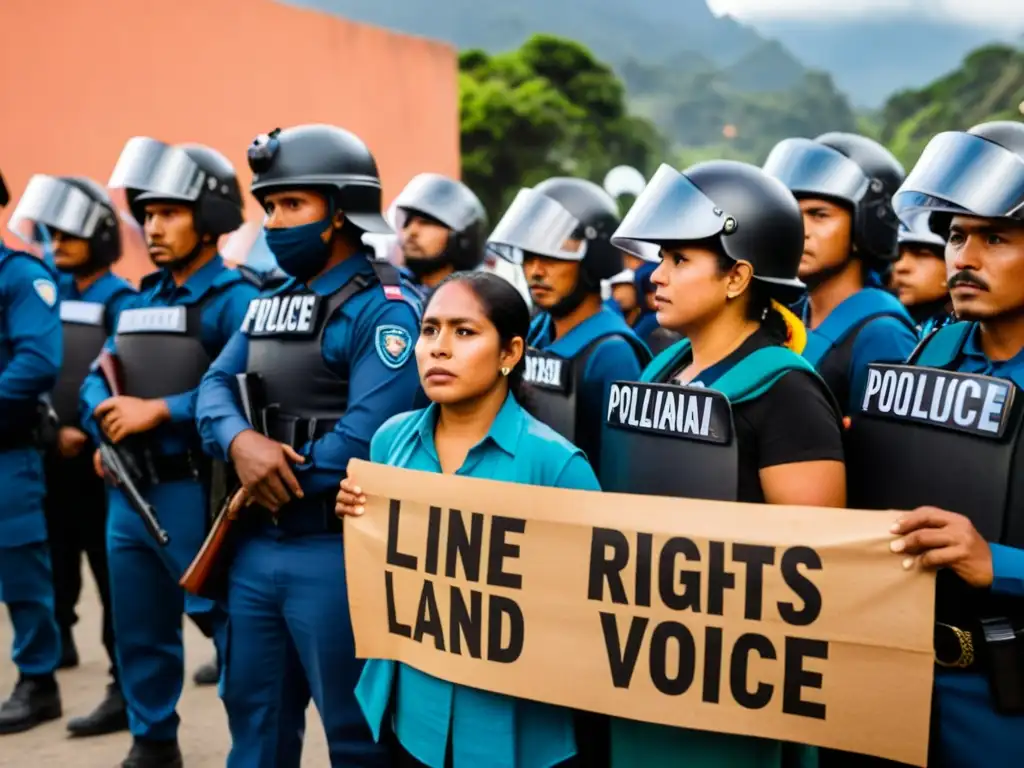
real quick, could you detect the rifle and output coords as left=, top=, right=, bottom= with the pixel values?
left=94, top=349, right=171, bottom=546
left=179, top=372, right=265, bottom=599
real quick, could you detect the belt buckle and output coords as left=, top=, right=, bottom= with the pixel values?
left=935, top=622, right=975, bottom=668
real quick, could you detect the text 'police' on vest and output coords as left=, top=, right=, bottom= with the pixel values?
left=860, top=364, right=1014, bottom=438
left=241, top=293, right=322, bottom=337
left=607, top=382, right=730, bottom=444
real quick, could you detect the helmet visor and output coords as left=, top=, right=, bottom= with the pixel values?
left=9, top=175, right=104, bottom=241
left=393, top=174, right=480, bottom=232
left=108, top=137, right=205, bottom=201
left=897, top=211, right=946, bottom=249
left=610, top=164, right=731, bottom=258
left=763, top=138, right=870, bottom=203
left=486, top=188, right=585, bottom=262
left=894, top=131, right=1024, bottom=221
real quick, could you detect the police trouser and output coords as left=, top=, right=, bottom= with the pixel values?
left=106, top=477, right=227, bottom=741
left=43, top=449, right=116, bottom=678
left=222, top=505, right=389, bottom=768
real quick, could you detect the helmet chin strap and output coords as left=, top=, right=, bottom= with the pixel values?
left=165, top=234, right=209, bottom=273
left=403, top=231, right=455, bottom=281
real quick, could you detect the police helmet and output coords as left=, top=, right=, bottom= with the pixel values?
left=109, top=137, right=244, bottom=237
left=487, top=177, right=623, bottom=283
left=763, top=132, right=905, bottom=263
left=0, top=168, right=8, bottom=208
left=247, top=124, right=390, bottom=234
left=612, top=160, right=805, bottom=302
left=392, top=173, right=487, bottom=270
left=9, top=174, right=122, bottom=265
left=897, top=211, right=946, bottom=253
left=894, top=121, right=1024, bottom=227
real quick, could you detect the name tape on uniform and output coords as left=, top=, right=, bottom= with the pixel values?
left=60, top=300, right=105, bottom=326
left=240, top=294, right=323, bottom=338
left=860, top=364, right=1015, bottom=439
left=116, top=306, right=187, bottom=334
left=523, top=350, right=569, bottom=392
left=344, top=459, right=934, bottom=766
left=606, top=381, right=731, bottom=444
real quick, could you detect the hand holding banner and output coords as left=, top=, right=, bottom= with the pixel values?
left=343, top=459, right=935, bottom=765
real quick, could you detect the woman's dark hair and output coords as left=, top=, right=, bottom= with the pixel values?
left=708, top=242, right=790, bottom=343
left=424, top=271, right=533, bottom=402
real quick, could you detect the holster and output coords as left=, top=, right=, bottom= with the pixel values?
left=980, top=617, right=1024, bottom=714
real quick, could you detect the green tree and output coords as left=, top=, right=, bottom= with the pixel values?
left=459, top=35, right=664, bottom=221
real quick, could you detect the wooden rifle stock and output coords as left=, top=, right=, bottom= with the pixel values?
left=180, top=492, right=241, bottom=601
left=96, top=349, right=124, bottom=397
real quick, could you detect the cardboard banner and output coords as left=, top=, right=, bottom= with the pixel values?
left=344, top=459, right=935, bottom=766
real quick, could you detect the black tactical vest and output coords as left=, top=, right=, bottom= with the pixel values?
left=53, top=300, right=109, bottom=425
left=846, top=358, right=1024, bottom=623
left=242, top=261, right=408, bottom=449
left=599, top=380, right=739, bottom=500
left=114, top=303, right=212, bottom=400
left=524, top=335, right=650, bottom=468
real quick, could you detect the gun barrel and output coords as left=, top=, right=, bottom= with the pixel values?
left=100, top=444, right=171, bottom=546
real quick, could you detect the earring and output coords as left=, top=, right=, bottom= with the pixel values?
left=500, top=367, right=510, bottom=377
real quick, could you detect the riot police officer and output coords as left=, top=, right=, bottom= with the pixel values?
left=195, top=124, right=422, bottom=767
left=79, top=138, right=258, bottom=767
left=846, top=121, right=1024, bottom=767
left=602, top=160, right=844, bottom=767
left=487, top=177, right=650, bottom=470
left=7, top=174, right=135, bottom=736
left=763, top=132, right=918, bottom=413
left=392, top=172, right=487, bottom=295
left=891, top=213, right=952, bottom=337
left=0, top=168, right=64, bottom=735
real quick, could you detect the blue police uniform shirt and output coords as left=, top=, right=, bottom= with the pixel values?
left=355, top=392, right=600, bottom=768
left=196, top=252, right=423, bottom=501
left=927, top=321, right=1024, bottom=762
left=799, top=290, right=918, bottom=412
left=78, top=255, right=258, bottom=455
left=0, top=244, right=62, bottom=546
left=58, top=270, right=136, bottom=334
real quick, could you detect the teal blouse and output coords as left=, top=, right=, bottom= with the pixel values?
left=355, top=392, right=601, bottom=768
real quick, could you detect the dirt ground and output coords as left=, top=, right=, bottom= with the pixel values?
left=0, top=578, right=329, bottom=767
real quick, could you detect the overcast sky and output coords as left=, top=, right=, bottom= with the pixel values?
left=707, top=0, right=1024, bottom=25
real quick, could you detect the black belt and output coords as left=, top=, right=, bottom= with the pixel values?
left=247, top=496, right=342, bottom=536
left=128, top=449, right=207, bottom=486
left=0, top=425, right=40, bottom=452
left=260, top=410, right=339, bottom=451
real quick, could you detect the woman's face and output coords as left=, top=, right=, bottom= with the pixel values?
left=650, top=244, right=746, bottom=331
left=415, top=281, right=523, bottom=405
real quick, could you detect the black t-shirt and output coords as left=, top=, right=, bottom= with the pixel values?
left=672, top=330, right=845, bottom=503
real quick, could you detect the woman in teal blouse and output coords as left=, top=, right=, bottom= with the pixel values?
left=337, top=271, right=599, bottom=768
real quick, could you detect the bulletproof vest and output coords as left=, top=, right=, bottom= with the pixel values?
left=242, top=261, right=408, bottom=449
left=524, top=333, right=647, bottom=451
left=52, top=301, right=109, bottom=424
left=114, top=292, right=218, bottom=400
left=845, top=322, right=1024, bottom=622
left=802, top=288, right=914, bottom=409
left=598, top=343, right=818, bottom=500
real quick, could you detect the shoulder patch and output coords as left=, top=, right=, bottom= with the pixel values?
left=33, top=278, right=57, bottom=307
left=374, top=324, right=414, bottom=370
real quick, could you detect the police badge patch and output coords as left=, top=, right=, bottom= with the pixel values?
left=32, top=279, right=57, bottom=307
left=374, top=324, right=414, bottom=369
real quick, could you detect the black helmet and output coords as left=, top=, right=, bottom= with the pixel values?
left=108, top=137, right=244, bottom=237
left=487, top=177, right=622, bottom=283
left=0, top=168, right=8, bottom=208
left=894, top=121, right=1024, bottom=226
left=392, top=173, right=487, bottom=270
left=612, top=160, right=805, bottom=302
left=8, top=174, right=122, bottom=266
left=763, top=132, right=906, bottom=263
left=248, top=124, right=390, bottom=234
